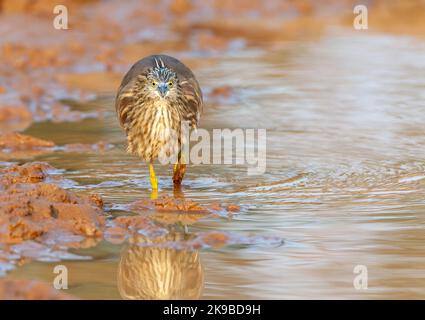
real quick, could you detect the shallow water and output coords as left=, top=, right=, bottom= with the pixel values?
left=6, top=28, right=425, bottom=299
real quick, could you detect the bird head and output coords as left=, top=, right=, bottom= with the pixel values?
left=145, top=65, right=179, bottom=101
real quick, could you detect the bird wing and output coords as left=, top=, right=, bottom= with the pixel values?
left=115, top=57, right=153, bottom=128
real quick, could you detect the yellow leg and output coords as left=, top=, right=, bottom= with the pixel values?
left=149, top=162, right=158, bottom=190
left=173, top=154, right=186, bottom=186
left=150, top=189, right=158, bottom=200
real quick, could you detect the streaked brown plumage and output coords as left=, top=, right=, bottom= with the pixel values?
left=115, top=55, right=203, bottom=191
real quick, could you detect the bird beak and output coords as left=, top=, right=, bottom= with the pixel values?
left=158, top=83, right=168, bottom=97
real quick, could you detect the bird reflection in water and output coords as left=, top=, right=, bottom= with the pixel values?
left=117, top=233, right=204, bottom=300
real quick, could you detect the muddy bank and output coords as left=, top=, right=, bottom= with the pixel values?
left=0, top=105, right=32, bottom=132
left=0, top=132, right=113, bottom=159
left=130, top=196, right=239, bottom=214
left=0, top=133, right=54, bottom=154
left=340, top=0, right=425, bottom=37
left=129, top=196, right=240, bottom=225
left=0, top=278, right=75, bottom=300
left=0, top=162, right=105, bottom=273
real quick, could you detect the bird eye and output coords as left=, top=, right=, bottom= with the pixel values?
left=168, top=81, right=173, bottom=87
left=151, top=81, right=157, bottom=87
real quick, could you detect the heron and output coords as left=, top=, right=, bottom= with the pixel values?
left=115, top=55, right=203, bottom=196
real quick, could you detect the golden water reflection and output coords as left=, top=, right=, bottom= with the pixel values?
left=117, top=234, right=204, bottom=300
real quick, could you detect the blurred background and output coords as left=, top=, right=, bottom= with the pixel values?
left=1, top=0, right=425, bottom=299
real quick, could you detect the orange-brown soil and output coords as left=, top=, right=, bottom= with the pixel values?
left=0, top=132, right=114, bottom=159
left=0, top=162, right=105, bottom=267
left=0, top=278, right=76, bottom=300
